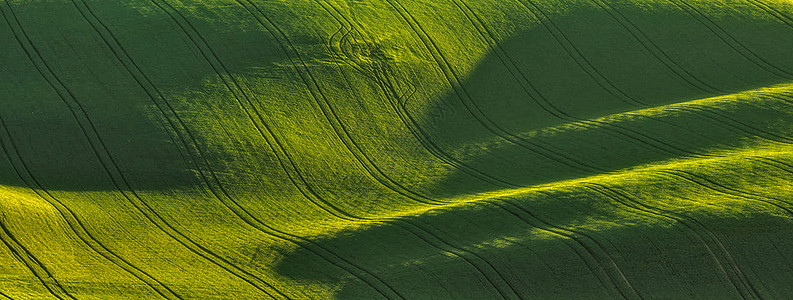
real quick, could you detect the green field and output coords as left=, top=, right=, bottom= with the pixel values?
left=1, top=0, right=793, bottom=298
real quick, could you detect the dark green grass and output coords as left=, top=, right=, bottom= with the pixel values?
left=1, top=0, right=793, bottom=298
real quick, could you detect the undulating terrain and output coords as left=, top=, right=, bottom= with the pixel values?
left=2, top=0, right=793, bottom=298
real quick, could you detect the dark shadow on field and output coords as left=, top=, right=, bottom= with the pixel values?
left=273, top=185, right=793, bottom=298
left=5, top=0, right=793, bottom=297
left=274, top=2, right=793, bottom=297
left=0, top=0, right=204, bottom=192
left=0, top=0, right=298, bottom=192
left=3, top=0, right=792, bottom=196
left=403, top=2, right=793, bottom=197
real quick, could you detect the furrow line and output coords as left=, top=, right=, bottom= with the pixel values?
left=0, top=210, right=74, bottom=300
left=85, top=0, right=402, bottom=296
left=325, top=20, right=347, bottom=58
left=382, top=68, right=520, bottom=188
left=453, top=0, right=714, bottom=160
left=745, top=0, right=793, bottom=29
left=0, top=108, right=172, bottom=300
left=234, top=2, right=528, bottom=297
left=752, top=157, right=793, bottom=186
left=310, top=3, right=772, bottom=296
left=452, top=0, right=570, bottom=119
left=577, top=0, right=793, bottom=148
left=398, top=219, right=519, bottom=299
left=667, top=105, right=793, bottom=145
left=327, top=0, right=519, bottom=188
left=146, top=0, right=517, bottom=298
left=437, top=7, right=761, bottom=295
left=472, top=0, right=783, bottom=162
left=408, top=0, right=768, bottom=177
left=0, top=3, right=187, bottom=299
left=585, top=183, right=761, bottom=300
left=315, top=0, right=518, bottom=189
left=383, top=0, right=606, bottom=174
left=513, top=0, right=646, bottom=106
left=491, top=198, right=638, bottom=300
left=66, top=0, right=292, bottom=296
left=591, top=0, right=724, bottom=93
left=6, top=1, right=282, bottom=297
left=657, top=170, right=793, bottom=216
left=482, top=0, right=793, bottom=156
left=135, top=0, right=404, bottom=297
left=237, top=0, right=445, bottom=206
left=444, top=201, right=595, bottom=299
left=473, top=0, right=793, bottom=161
left=666, top=0, right=793, bottom=78
left=755, top=156, right=793, bottom=173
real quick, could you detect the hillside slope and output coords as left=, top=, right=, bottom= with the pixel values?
left=2, top=0, right=793, bottom=298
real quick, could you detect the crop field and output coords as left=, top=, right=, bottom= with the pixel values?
left=1, top=0, right=793, bottom=298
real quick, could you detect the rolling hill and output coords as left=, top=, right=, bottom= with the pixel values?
left=2, top=0, right=793, bottom=298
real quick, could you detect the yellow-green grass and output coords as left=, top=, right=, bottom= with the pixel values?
left=1, top=0, right=793, bottom=298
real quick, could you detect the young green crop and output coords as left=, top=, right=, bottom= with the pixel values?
left=1, top=0, right=793, bottom=298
